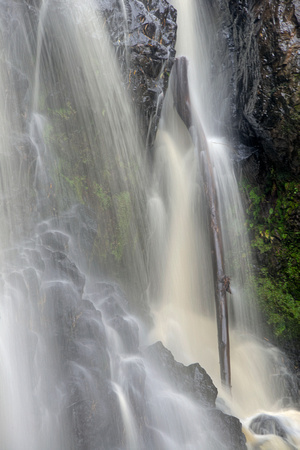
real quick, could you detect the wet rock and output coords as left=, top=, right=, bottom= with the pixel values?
left=143, top=341, right=247, bottom=448
left=209, top=409, right=247, bottom=450
left=24, top=247, right=46, bottom=272
left=6, top=271, right=29, bottom=296
left=118, top=356, right=147, bottom=429
left=45, top=251, right=86, bottom=294
left=65, top=300, right=122, bottom=450
left=85, top=282, right=139, bottom=353
left=39, top=258, right=123, bottom=449
left=98, top=0, right=177, bottom=151
left=222, top=0, right=300, bottom=177
left=100, top=295, right=127, bottom=319
left=144, top=341, right=218, bottom=407
left=23, top=267, right=41, bottom=303
left=45, top=205, right=99, bottom=271
left=42, top=282, right=81, bottom=334
left=108, top=314, right=139, bottom=353
left=85, top=281, right=130, bottom=320
left=39, top=230, right=70, bottom=253
left=250, top=413, right=288, bottom=439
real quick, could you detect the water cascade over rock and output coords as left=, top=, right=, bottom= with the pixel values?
left=0, top=0, right=299, bottom=449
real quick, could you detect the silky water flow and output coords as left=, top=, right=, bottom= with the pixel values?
left=0, top=0, right=218, bottom=448
left=149, top=0, right=300, bottom=448
left=0, top=0, right=299, bottom=449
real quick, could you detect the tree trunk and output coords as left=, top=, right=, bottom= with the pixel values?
left=171, top=57, right=231, bottom=390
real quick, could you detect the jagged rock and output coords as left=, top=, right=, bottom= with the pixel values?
left=222, top=0, right=300, bottom=177
left=208, top=409, right=247, bottom=450
left=144, top=341, right=218, bottom=408
left=99, top=0, right=177, bottom=151
left=143, top=341, right=247, bottom=448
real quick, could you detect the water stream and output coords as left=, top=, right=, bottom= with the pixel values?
left=0, top=0, right=299, bottom=449
left=149, top=0, right=300, bottom=447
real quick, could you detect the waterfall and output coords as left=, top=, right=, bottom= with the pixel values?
left=149, top=0, right=300, bottom=446
left=0, top=0, right=148, bottom=447
left=0, top=0, right=299, bottom=449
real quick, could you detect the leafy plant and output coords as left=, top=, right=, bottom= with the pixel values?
left=242, top=177, right=300, bottom=341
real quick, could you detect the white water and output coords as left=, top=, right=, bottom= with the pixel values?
left=0, top=0, right=299, bottom=449
left=148, top=0, right=300, bottom=448
left=0, top=0, right=147, bottom=448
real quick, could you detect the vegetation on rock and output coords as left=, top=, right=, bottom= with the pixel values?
left=242, top=174, right=300, bottom=341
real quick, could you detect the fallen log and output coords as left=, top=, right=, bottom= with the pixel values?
left=171, top=57, right=231, bottom=390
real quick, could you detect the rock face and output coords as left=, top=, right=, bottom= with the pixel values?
left=6, top=202, right=246, bottom=449
left=99, top=0, right=177, bottom=151
left=222, top=0, right=300, bottom=178
left=143, top=341, right=247, bottom=449
left=2, top=213, right=125, bottom=449
left=219, top=0, right=300, bottom=376
left=144, top=341, right=218, bottom=407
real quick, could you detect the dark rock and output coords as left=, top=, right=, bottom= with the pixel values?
left=45, top=251, right=86, bottom=294
left=108, top=314, right=139, bottom=353
left=100, top=295, right=127, bottom=319
left=85, top=282, right=130, bottom=320
left=39, top=230, right=70, bottom=253
left=208, top=409, right=247, bottom=450
left=98, top=0, right=177, bottom=151
left=65, top=300, right=121, bottom=450
left=38, top=261, right=123, bottom=449
left=24, top=247, right=46, bottom=272
left=42, top=282, right=81, bottom=335
left=85, top=283, right=140, bottom=351
left=44, top=205, right=99, bottom=271
left=144, top=341, right=218, bottom=407
left=250, top=413, right=287, bottom=439
left=143, top=341, right=247, bottom=449
left=222, top=0, right=300, bottom=177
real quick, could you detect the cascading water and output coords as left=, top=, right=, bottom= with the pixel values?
left=0, top=0, right=149, bottom=448
left=149, top=0, right=300, bottom=448
left=0, top=0, right=299, bottom=449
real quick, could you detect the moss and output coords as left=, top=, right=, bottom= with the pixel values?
left=48, top=101, right=76, bottom=121
left=242, top=177, right=300, bottom=341
left=61, top=174, right=87, bottom=204
left=253, top=269, right=300, bottom=339
left=42, top=94, right=139, bottom=279
left=93, top=182, right=111, bottom=210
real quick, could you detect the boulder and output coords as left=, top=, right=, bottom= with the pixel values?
left=250, top=413, right=288, bottom=438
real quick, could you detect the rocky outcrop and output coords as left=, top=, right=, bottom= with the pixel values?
left=144, top=341, right=218, bottom=407
left=143, top=341, right=247, bottom=449
left=99, top=0, right=177, bottom=151
left=18, top=214, right=247, bottom=449
left=220, top=0, right=300, bottom=178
